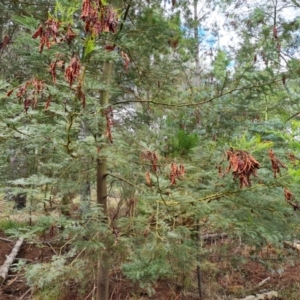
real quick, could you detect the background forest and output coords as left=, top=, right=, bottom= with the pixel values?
left=1, top=0, right=300, bottom=299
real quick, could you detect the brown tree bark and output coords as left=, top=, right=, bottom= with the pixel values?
left=96, top=61, right=113, bottom=300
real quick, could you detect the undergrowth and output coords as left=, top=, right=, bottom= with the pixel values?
left=0, top=219, right=27, bottom=232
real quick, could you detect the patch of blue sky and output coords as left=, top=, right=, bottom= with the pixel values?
left=181, top=26, right=218, bottom=47
left=204, top=33, right=217, bottom=47
left=181, top=25, right=234, bottom=69
left=227, top=60, right=235, bottom=69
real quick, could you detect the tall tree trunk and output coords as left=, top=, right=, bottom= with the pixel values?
left=196, top=222, right=203, bottom=299
left=194, top=0, right=200, bottom=87
left=0, top=9, right=3, bottom=41
left=96, top=60, right=113, bottom=300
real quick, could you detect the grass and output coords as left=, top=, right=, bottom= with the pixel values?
left=0, top=219, right=27, bottom=231
left=279, top=283, right=300, bottom=299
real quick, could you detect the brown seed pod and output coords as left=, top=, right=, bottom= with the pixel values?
left=226, top=149, right=260, bottom=188
left=268, top=149, right=287, bottom=178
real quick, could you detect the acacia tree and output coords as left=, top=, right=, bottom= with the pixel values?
left=2, top=0, right=300, bottom=299
left=0, top=0, right=200, bottom=298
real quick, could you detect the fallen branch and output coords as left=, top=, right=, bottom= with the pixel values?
left=44, top=242, right=58, bottom=255
left=256, top=276, right=270, bottom=288
left=18, top=288, right=32, bottom=300
left=0, top=237, right=13, bottom=243
left=233, top=290, right=278, bottom=300
left=6, top=275, right=18, bottom=286
left=201, top=232, right=227, bottom=241
left=284, top=241, right=300, bottom=251
left=0, top=237, right=24, bottom=284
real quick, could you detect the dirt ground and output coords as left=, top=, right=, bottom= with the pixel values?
left=0, top=231, right=54, bottom=300
left=1, top=231, right=300, bottom=300
left=0, top=196, right=300, bottom=300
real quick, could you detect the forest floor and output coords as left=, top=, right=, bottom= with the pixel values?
left=1, top=203, right=300, bottom=299
left=1, top=231, right=300, bottom=300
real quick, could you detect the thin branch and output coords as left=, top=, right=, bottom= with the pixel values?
left=285, top=110, right=300, bottom=123
left=107, top=173, right=139, bottom=188
left=18, top=288, right=32, bottom=300
left=84, top=286, right=96, bottom=300
left=0, top=237, right=13, bottom=243
left=291, top=0, right=300, bottom=8
left=115, top=79, right=283, bottom=108
left=9, top=126, right=31, bottom=137
left=192, top=174, right=289, bottom=204
left=115, top=3, right=130, bottom=40
left=44, top=242, right=57, bottom=255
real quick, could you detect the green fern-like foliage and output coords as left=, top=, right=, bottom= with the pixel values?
left=167, top=129, right=199, bottom=157
left=3, top=0, right=300, bottom=298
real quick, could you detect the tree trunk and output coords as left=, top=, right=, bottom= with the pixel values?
left=194, top=0, right=200, bottom=87
left=196, top=222, right=202, bottom=300
left=61, top=193, right=72, bottom=216
left=0, top=8, right=3, bottom=42
left=0, top=237, right=24, bottom=284
left=13, top=193, right=26, bottom=210
left=96, top=60, right=113, bottom=300
left=96, top=256, right=109, bottom=300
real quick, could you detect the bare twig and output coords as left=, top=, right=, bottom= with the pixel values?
left=18, top=288, right=32, bottom=300
left=0, top=237, right=13, bottom=243
left=84, top=285, right=96, bottom=300
left=6, top=276, right=18, bottom=286
left=257, top=276, right=270, bottom=287
left=44, top=242, right=58, bottom=255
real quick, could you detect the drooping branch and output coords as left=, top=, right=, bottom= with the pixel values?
left=107, top=173, right=138, bottom=188
left=196, top=177, right=288, bottom=204
left=115, top=78, right=283, bottom=108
